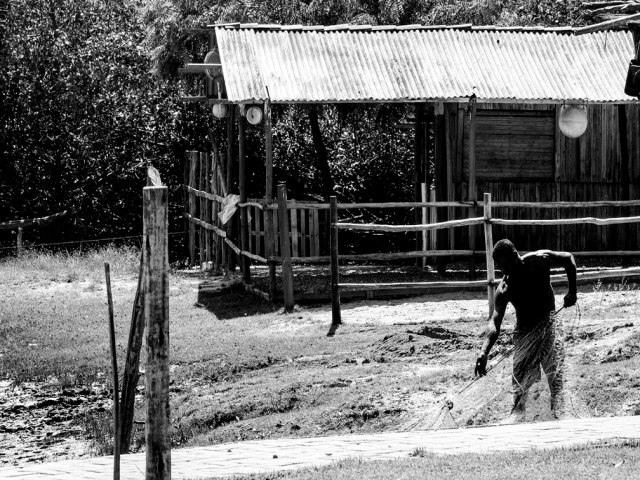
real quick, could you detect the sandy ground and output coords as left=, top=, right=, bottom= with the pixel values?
left=1, top=273, right=639, bottom=468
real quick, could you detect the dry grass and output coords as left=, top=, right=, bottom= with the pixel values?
left=209, top=440, right=640, bottom=480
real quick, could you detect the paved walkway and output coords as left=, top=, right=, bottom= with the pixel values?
left=2, top=416, right=640, bottom=479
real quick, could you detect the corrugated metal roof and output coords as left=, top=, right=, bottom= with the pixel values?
left=214, top=25, right=638, bottom=104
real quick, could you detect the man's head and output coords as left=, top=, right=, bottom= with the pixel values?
left=493, top=239, right=520, bottom=275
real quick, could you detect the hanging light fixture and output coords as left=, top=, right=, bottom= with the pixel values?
left=212, top=103, right=228, bottom=118
left=558, top=105, right=588, bottom=138
left=245, top=106, right=263, bottom=125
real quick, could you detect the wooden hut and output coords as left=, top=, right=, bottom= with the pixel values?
left=181, top=18, right=640, bottom=265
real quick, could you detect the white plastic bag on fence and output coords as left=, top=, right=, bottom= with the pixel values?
left=218, top=194, right=240, bottom=225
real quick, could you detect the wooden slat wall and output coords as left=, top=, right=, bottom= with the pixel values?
left=446, top=103, right=640, bottom=253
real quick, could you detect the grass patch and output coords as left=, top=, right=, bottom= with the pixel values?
left=212, top=441, right=640, bottom=480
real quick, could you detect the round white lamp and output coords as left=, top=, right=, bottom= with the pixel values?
left=212, top=103, right=228, bottom=119
left=245, top=106, right=263, bottom=125
left=559, top=105, right=588, bottom=138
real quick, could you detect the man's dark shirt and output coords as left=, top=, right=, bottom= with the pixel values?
left=499, top=253, right=556, bottom=332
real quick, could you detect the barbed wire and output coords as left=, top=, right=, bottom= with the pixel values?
left=0, top=232, right=186, bottom=251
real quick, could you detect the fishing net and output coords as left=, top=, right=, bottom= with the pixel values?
left=403, top=303, right=583, bottom=431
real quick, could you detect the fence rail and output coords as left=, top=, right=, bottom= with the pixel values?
left=329, top=192, right=640, bottom=332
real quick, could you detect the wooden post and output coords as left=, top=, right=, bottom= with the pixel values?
left=104, top=262, right=120, bottom=480
left=183, top=154, right=190, bottom=260
left=483, top=193, right=495, bottom=317
left=264, top=100, right=277, bottom=300
left=16, top=227, right=23, bottom=256
left=421, top=183, right=428, bottom=267
left=226, top=105, right=235, bottom=272
left=429, top=189, right=437, bottom=251
left=119, top=255, right=144, bottom=453
left=199, top=152, right=206, bottom=269
left=434, top=103, right=448, bottom=274
left=329, top=196, right=341, bottom=335
left=143, top=185, right=170, bottom=480
left=239, top=105, right=251, bottom=283
left=468, top=96, right=477, bottom=279
left=188, top=152, right=197, bottom=267
left=414, top=103, right=425, bottom=266
left=277, top=184, right=294, bottom=312
left=205, top=152, right=212, bottom=267
left=119, top=167, right=160, bottom=453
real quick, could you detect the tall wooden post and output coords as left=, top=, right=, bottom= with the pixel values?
left=329, top=196, right=342, bottom=334
left=277, top=184, right=294, bottom=312
left=143, top=185, right=170, bottom=480
left=188, top=152, right=197, bottom=267
left=434, top=103, right=448, bottom=274
left=264, top=100, right=277, bottom=301
left=468, top=96, right=477, bottom=279
left=199, top=152, right=206, bottom=269
left=421, top=183, right=428, bottom=267
left=238, top=105, right=251, bottom=283
left=483, top=193, right=495, bottom=317
left=414, top=104, right=425, bottom=266
left=226, top=106, right=236, bottom=272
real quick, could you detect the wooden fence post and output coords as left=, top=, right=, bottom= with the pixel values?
left=483, top=192, right=495, bottom=317
left=329, top=196, right=342, bottom=335
left=16, top=227, right=23, bottom=256
left=143, top=185, right=170, bottom=480
left=204, top=152, right=212, bottom=268
left=199, top=152, right=206, bottom=269
left=188, top=152, right=197, bottom=267
left=421, top=183, right=428, bottom=267
left=277, top=184, right=294, bottom=312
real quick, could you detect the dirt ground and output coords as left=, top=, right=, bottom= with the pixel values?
left=1, top=270, right=640, bottom=468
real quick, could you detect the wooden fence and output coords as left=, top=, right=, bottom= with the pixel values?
left=0, top=211, right=67, bottom=254
left=329, top=193, right=640, bottom=331
left=183, top=151, right=322, bottom=307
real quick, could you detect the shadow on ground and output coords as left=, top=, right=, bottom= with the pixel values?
left=197, top=281, right=276, bottom=320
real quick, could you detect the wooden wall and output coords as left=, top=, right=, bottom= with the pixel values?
left=438, top=102, right=640, bottom=253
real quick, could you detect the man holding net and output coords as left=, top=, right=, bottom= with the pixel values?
left=474, top=239, right=577, bottom=422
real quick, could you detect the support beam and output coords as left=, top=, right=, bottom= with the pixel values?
left=239, top=105, right=251, bottom=283
left=433, top=103, right=448, bottom=274
left=467, top=96, right=477, bottom=279
left=226, top=106, right=236, bottom=272
left=414, top=103, right=426, bottom=266
left=264, top=100, right=277, bottom=301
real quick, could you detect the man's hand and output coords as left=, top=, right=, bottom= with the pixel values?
left=475, top=354, right=487, bottom=377
left=563, top=292, right=577, bottom=308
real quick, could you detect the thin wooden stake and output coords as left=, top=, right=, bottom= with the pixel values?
left=104, top=262, right=120, bottom=480
left=278, top=184, right=294, bottom=312
left=264, top=100, right=277, bottom=301
left=483, top=193, right=496, bottom=317
left=16, top=227, right=23, bottom=256
left=329, top=196, right=342, bottom=335
left=467, top=96, right=477, bottom=279
left=421, top=183, right=428, bottom=267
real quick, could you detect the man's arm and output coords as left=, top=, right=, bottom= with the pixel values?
left=537, top=250, right=577, bottom=307
left=475, top=286, right=507, bottom=377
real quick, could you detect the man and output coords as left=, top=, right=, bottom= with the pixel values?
left=475, top=239, right=577, bottom=421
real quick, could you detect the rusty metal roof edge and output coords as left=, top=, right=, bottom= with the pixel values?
left=207, top=23, right=588, bottom=34
left=220, top=96, right=640, bottom=105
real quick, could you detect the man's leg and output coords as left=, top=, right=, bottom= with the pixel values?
left=541, top=319, right=566, bottom=417
left=512, top=330, right=542, bottom=421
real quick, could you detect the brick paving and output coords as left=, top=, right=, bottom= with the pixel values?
left=2, top=416, right=639, bottom=479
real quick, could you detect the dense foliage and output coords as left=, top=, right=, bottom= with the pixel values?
left=0, top=0, right=585, bottom=253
